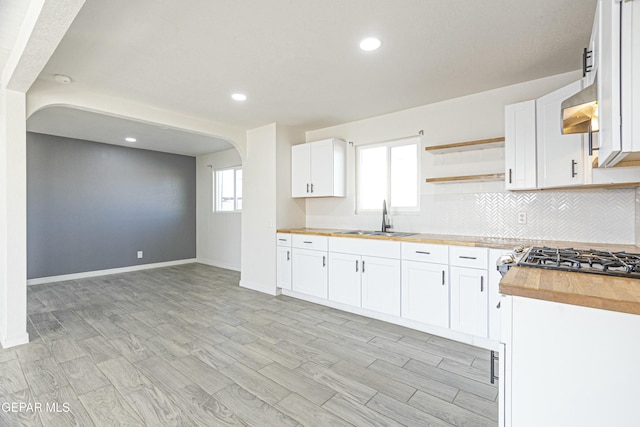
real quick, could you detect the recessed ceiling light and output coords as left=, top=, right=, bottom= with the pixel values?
left=125, top=137, right=137, bottom=142
left=53, top=74, right=72, bottom=84
left=359, top=37, right=382, bottom=51
left=231, top=93, right=247, bottom=101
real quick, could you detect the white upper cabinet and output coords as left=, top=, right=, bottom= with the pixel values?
left=598, top=0, right=640, bottom=166
left=583, top=1, right=599, bottom=87
left=536, top=80, right=586, bottom=188
left=291, top=138, right=346, bottom=198
left=504, top=100, right=537, bottom=190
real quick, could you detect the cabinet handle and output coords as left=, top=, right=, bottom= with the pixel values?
left=306, top=183, right=310, bottom=193
left=356, top=260, right=359, bottom=272
left=415, top=251, right=431, bottom=255
left=459, top=256, right=477, bottom=260
left=508, top=168, right=512, bottom=184
left=310, top=183, right=314, bottom=193
left=278, top=238, right=287, bottom=242
left=442, top=270, right=445, bottom=285
left=496, top=301, right=501, bottom=309
left=303, top=241, right=313, bottom=244
left=490, top=351, right=499, bottom=384
left=582, top=47, right=593, bottom=77
left=571, top=160, right=577, bottom=178
left=322, top=256, right=326, bottom=267
left=287, top=250, right=290, bottom=261
left=480, top=276, right=484, bottom=292
left=588, top=124, right=599, bottom=156
left=362, top=260, right=365, bottom=273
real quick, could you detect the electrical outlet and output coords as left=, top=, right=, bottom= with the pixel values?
left=137, top=251, right=143, bottom=259
left=517, top=212, right=527, bottom=224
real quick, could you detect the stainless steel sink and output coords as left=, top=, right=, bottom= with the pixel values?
left=336, top=230, right=377, bottom=236
left=336, top=230, right=417, bottom=237
left=370, top=231, right=417, bottom=237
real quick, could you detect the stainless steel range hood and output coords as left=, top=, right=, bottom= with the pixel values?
left=561, top=81, right=598, bottom=134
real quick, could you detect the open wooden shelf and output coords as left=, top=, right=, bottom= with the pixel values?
left=426, top=173, right=505, bottom=184
left=425, top=137, right=505, bottom=154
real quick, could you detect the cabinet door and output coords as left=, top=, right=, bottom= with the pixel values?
left=309, top=139, right=335, bottom=197
left=536, top=80, right=585, bottom=188
left=450, top=266, right=488, bottom=337
left=292, top=248, right=327, bottom=299
left=598, top=0, right=622, bottom=166
left=361, top=256, right=401, bottom=316
left=291, top=143, right=311, bottom=198
left=488, top=249, right=509, bottom=341
left=584, top=1, right=599, bottom=87
left=328, top=252, right=361, bottom=306
left=401, top=260, right=448, bottom=328
left=505, top=100, right=537, bottom=190
left=276, top=246, right=292, bottom=290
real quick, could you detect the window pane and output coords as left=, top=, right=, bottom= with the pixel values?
left=358, top=146, right=387, bottom=210
left=217, top=169, right=235, bottom=211
left=390, top=144, right=417, bottom=208
left=235, top=169, right=243, bottom=210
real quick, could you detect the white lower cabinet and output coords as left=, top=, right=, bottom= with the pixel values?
left=450, top=266, right=488, bottom=337
left=291, top=248, right=327, bottom=299
left=361, top=256, right=401, bottom=316
left=328, top=252, right=361, bottom=306
left=401, top=260, right=448, bottom=328
left=501, top=295, right=640, bottom=427
left=276, top=246, right=292, bottom=290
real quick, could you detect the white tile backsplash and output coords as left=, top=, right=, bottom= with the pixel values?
left=306, top=188, right=637, bottom=244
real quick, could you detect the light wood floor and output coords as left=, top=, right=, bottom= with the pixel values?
left=0, top=264, right=498, bottom=426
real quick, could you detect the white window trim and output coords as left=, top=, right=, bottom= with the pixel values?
left=214, top=166, right=242, bottom=213
left=355, top=137, right=420, bottom=215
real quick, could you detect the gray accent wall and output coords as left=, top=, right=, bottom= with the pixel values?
left=27, top=132, right=196, bottom=279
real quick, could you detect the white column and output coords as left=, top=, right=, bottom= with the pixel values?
left=0, top=88, right=28, bottom=348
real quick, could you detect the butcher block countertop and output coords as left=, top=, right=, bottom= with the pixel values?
left=277, top=227, right=640, bottom=252
left=500, top=267, right=640, bottom=315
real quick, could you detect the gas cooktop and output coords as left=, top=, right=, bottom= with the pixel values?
left=517, top=247, right=640, bottom=279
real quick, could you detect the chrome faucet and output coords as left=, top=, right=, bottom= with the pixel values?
left=381, top=200, right=392, bottom=232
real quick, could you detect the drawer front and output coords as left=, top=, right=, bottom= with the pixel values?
left=276, top=233, right=292, bottom=247
left=401, top=242, right=448, bottom=264
left=292, top=234, right=328, bottom=251
left=449, top=246, right=488, bottom=269
left=329, top=237, right=400, bottom=259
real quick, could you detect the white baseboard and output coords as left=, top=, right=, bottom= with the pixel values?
left=239, top=279, right=278, bottom=296
left=196, top=257, right=240, bottom=272
left=27, top=259, right=197, bottom=285
left=1, top=331, right=29, bottom=349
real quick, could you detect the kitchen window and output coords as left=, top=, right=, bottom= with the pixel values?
left=214, top=166, right=242, bottom=212
left=356, top=137, right=419, bottom=213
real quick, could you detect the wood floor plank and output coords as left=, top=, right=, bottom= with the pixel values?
left=215, top=340, right=273, bottom=371
left=168, top=384, right=246, bottom=426
left=108, top=334, right=154, bottom=363
left=259, top=362, right=336, bottom=406
left=170, top=355, right=233, bottom=394
left=214, top=384, right=297, bottom=427
left=296, top=362, right=377, bottom=405
left=454, top=390, right=499, bottom=421
left=49, top=338, right=86, bottom=363
left=0, top=388, right=44, bottom=427
left=60, top=356, right=110, bottom=395
left=322, top=393, right=404, bottom=427
left=276, top=392, right=349, bottom=426
left=125, top=384, right=193, bottom=426
left=400, top=335, right=477, bottom=365
left=77, top=336, right=119, bottom=364
left=37, top=385, right=96, bottom=427
left=404, top=358, right=498, bottom=401
left=366, top=392, right=451, bottom=427
left=0, top=358, right=29, bottom=396
left=305, top=338, right=377, bottom=368
left=408, top=389, right=496, bottom=427
left=368, top=359, right=459, bottom=403
left=22, top=357, right=69, bottom=396
left=79, top=385, right=145, bottom=426
left=369, top=336, right=443, bottom=366
left=244, top=339, right=306, bottom=370
left=135, top=356, right=194, bottom=394
left=220, top=362, right=291, bottom=406
left=98, top=356, right=152, bottom=395
left=438, top=357, right=494, bottom=384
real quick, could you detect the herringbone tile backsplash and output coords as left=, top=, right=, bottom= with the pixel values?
left=306, top=188, right=637, bottom=244
left=415, top=188, right=635, bottom=244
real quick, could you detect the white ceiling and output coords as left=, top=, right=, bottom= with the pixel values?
left=28, top=0, right=597, bottom=154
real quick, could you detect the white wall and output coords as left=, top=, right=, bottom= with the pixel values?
left=305, top=71, right=637, bottom=244
left=196, top=149, right=242, bottom=271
